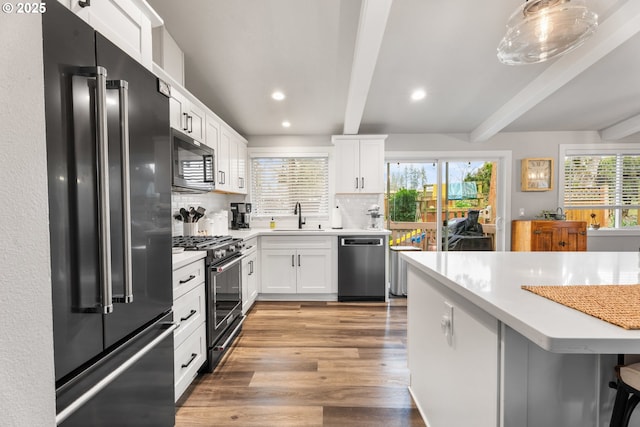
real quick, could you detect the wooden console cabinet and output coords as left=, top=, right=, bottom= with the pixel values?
left=511, top=220, right=587, bottom=252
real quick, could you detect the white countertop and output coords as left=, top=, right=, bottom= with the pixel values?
left=172, top=250, right=206, bottom=270
left=228, top=227, right=391, bottom=240
left=402, top=251, right=640, bottom=354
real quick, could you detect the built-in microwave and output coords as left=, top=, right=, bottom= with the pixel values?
left=171, top=129, right=215, bottom=193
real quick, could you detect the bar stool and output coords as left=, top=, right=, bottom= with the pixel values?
left=610, top=362, right=640, bottom=427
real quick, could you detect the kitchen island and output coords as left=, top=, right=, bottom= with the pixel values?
left=402, top=251, right=640, bottom=427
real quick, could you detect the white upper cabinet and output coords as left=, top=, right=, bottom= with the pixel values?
left=208, top=122, right=247, bottom=195
left=235, top=136, right=248, bottom=194
left=69, top=0, right=160, bottom=70
left=170, top=88, right=205, bottom=143
left=332, top=135, right=387, bottom=194
left=217, top=126, right=232, bottom=192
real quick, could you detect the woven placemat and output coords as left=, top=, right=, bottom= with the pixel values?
left=521, top=284, right=640, bottom=330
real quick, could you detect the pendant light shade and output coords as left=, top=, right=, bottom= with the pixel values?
left=497, top=0, right=598, bottom=65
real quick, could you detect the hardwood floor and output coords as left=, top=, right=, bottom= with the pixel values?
left=176, top=299, right=426, bottom=427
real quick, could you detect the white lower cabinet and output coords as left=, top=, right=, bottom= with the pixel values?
left=172, top=257, right=207, bottom=401
left=260, top=236, right=333, bottom=294
left=242, top=238, right=258, bottom=314
left=407, top=264, right=499, bottom=426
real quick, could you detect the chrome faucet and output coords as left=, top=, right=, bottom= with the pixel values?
left=294, top=202, right=305, bottom=229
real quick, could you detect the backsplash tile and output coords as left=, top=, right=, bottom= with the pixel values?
left=335, top=194, right=384, bottom=229
left=171, top=192, right=246, bottom=236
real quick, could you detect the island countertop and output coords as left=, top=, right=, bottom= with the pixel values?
left=402, top=251, right=640, bottom=354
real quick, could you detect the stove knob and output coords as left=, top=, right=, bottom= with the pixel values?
left=220, top=249, right=226, bottom=258
left=214, top=250, right=222, bottom=259
left=228, top=245, right=236, bottom=252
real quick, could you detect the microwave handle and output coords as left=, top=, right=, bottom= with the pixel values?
left=203, top=154, right=214, bottom=183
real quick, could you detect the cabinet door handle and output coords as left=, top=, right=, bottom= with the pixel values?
left=187, top=115, right=193, bottom=133
left=361, top=177, right=364, bottom=189
left=78, top=0, right=91, bottom=7
left=559, top=241, right=566, bottom=247
left=292, top=255, right=295, bottom=267
left=179, top=274, right=196, bottom=284
left=355, top=177, right=359, bottom=189
left=181, top=353, right=198, bottom=369
left=249, top=260, right=254, bottom=275
left=180, top=309, right=197, bottom=322
left=182, top=113, right=188, bottom=131
left=579, top=231, right=586, bottom=235
left=298, top=254, right=301, bottom=267
left=222, top=171, right=226, bottom=184
left=533, top=230, right=542, bottom=234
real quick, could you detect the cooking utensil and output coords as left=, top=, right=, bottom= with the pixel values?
left=180, top=208, right=190, bottom=222
left=174, top=214, right=183, bottom=221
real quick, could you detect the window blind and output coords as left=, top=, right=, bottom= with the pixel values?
left=251, top=156, right=329, bottom=216
left=563, top=154, right=640, bottom=208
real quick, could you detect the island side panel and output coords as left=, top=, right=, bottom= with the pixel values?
left=407, top=264, right=500, bottom=427
left=502, top=326, right=620, bottom=427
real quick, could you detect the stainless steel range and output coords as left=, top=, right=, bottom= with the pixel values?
left=172, top=235, right=245, bottom=372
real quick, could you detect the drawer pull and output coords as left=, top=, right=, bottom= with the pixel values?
left=181, top=353, right=198, bottom=369
left=179, top=274, right=196, bottom=284
left=180, top=309, right=197, bottom=322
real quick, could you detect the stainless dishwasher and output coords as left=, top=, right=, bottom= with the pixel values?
left=338, top=236, right=386, bottom=302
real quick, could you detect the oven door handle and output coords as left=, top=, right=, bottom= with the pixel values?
left=213, top=316, right=245, bottom=351
left=212, top=255, right=242, bottom=273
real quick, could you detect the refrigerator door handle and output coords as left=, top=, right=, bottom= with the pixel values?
left=55, top=321, right=178, bottom=425
left=107, top=79, right=133, bottom=304
left=78, top=66, right=113, bottom=314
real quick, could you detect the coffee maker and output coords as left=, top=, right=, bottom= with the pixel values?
left=230, top=202, right=251, bottom=230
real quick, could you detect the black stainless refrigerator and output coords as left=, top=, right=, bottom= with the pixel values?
left=43, top=2, right=175, bottom=425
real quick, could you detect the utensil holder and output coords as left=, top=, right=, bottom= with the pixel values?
left=183, top=222, right=198, bottom=236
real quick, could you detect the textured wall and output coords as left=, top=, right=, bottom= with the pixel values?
left=0, top=12, right=56, bottom=426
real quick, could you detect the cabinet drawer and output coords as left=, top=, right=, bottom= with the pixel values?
left=261, top=235, right=332, bottom=249
left=174, top=323, right=206, bottom=402
left=173, top=259, right=206, bottom=299
left=173, top=284, right=206, bottom=349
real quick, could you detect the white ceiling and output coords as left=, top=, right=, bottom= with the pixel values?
left=147, top=0, right=640, bottom=140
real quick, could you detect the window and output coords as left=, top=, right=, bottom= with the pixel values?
left=562, top=148, right=640, bottom=229
left=250, top=156, right=329, bottom=217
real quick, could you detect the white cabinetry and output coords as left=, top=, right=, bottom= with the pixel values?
left=332, top=135, right=386, bottom=194
left=260, top=236, right=333, bottom=294
left=406, top=264, right=499, bottom=426
left=236, top=138, right=248, bottom=194
left=241, top=238, right=258, bottom=314
left=172, top=257, right=207, bottom=401
left=215, top=126, right=247, bottom=194
left=170, top=89, right=205, bottom=143
left=70, top=0, right=158, bottom=70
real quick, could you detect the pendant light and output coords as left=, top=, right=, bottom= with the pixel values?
left=497, top=0, right=598, bottom=65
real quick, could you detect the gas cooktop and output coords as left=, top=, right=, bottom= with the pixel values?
left=172, top=235, right=238, bottom=251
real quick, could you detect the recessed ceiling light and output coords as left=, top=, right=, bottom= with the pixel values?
left=282, top=121, right=291, bottom=128
left=272, top=91, right=286, bottom=101
left=411, top=89, right=427, bottom=101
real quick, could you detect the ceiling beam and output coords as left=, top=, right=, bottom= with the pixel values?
left=469, top=1, right=640, bottom=143
left=600, top=113, right=640, bottom=140
left=342, top=0, right=393, bottom=135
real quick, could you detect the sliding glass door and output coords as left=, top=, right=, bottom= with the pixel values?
left=386, top=155, right=507, bottom=252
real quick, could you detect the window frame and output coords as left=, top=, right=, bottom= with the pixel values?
left=559, top=143, right=640, bottom=233
left=248, top=147, right=332, bottom=219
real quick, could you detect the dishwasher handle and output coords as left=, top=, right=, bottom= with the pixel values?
left=340, top=237, right=383, bottom=246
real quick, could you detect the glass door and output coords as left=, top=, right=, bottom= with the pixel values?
left=386, top=158, right=502, bottom=252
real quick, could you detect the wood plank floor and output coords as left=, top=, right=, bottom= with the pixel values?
left=176, top=298, right=426, bottom=427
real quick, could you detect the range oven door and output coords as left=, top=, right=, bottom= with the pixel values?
left=207, top=254, right=242, bottom=344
